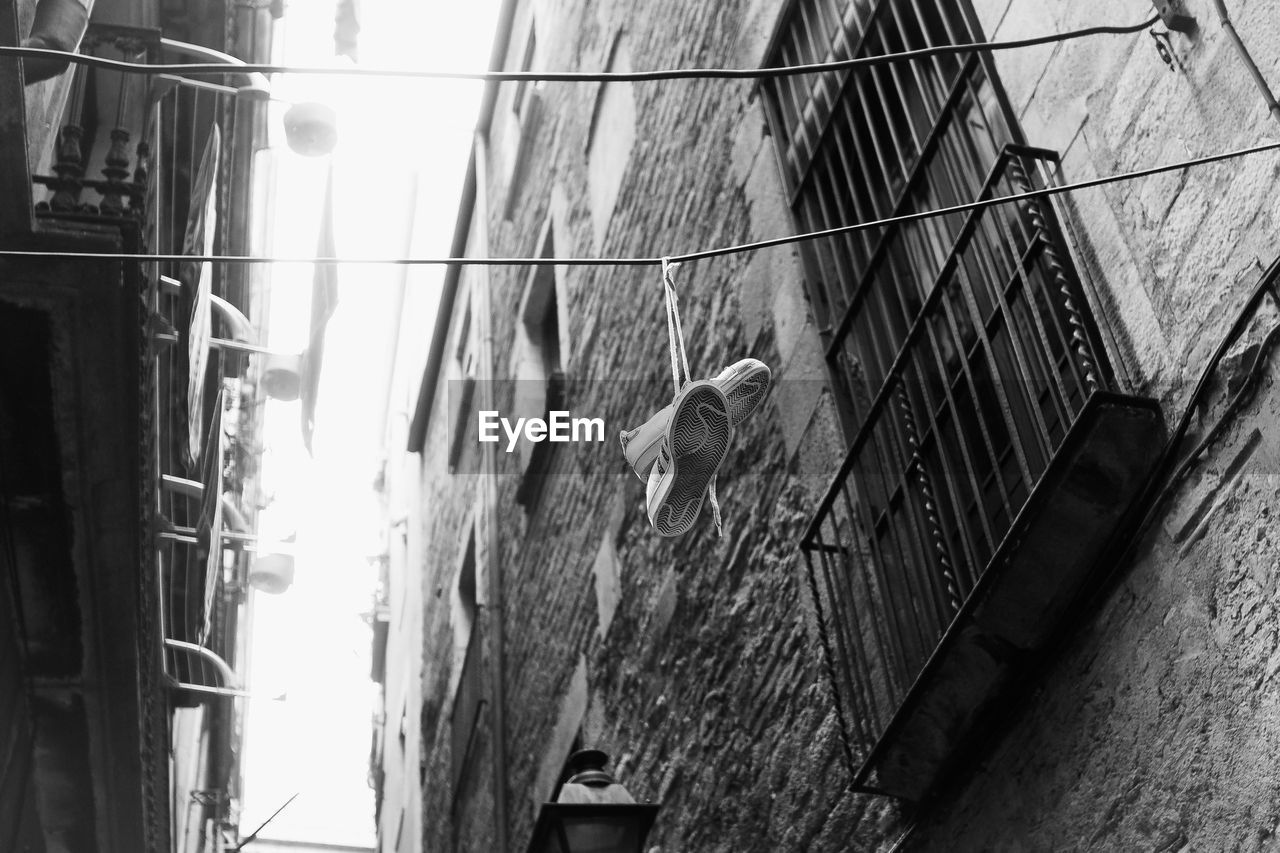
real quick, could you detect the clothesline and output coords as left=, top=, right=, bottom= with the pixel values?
left=0, top=15, right=1158, bottom=82
left=3, top=136, right=1276, bottom=268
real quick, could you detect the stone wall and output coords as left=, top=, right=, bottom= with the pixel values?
left=401, top=0, right=1280, bottom=850
left=475, top=0, right=878, bottom=850
left=407, top=0, right=873, bottom=849
left=900, top=0, right=1280, bottom=848
left=411, top=260, right=497, bottom=853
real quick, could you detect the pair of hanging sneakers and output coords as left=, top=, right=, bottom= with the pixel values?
left=618, top=359, right=772, bottom=537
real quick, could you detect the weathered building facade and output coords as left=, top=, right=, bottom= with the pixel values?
left=0, top=0, right=277, bottom=847
left=376, top=0, right=1280, bottom=849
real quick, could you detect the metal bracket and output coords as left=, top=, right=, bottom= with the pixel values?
left=145, top=311, right=178, bottom=346
left=1151, top=0, right=1196, bottom=34
left=1150, top=29, right=1177, bottom=71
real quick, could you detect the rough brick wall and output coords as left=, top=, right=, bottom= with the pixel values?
left=403, top=0, right=889, bottom=849
left=400, top=0, right=1280, bottom=850
left=470, top=0, right=894, bottom=850
left=409, top=263, right=497, bottom=852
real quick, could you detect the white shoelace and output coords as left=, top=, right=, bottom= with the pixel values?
left=662, top=259, right=722, bottom=537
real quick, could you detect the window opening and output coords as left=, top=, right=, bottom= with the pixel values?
left=513, top=26, right=539, bottom=124
left=448, top=295, right=477, bottom=472
left=762, top=0, right=1114, bottom=776
left=450, top=529, right=482, bottom=794
left=586, top=34, right=636, bottom=250
left=504, top=16, right=545, bottom=216
left=514, top=225, right=566, bottom=509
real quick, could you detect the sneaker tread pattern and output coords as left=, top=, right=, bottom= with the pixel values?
left=725, top=373, right=769, bottom=426
left=653, top=385, right=731, bottom=536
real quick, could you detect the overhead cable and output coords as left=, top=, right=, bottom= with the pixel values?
left=0, top=15, right=1157, bottom=82
left=3, top=136, right=1276, bottom=268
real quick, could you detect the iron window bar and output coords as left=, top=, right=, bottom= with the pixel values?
left=763, top=0, right=1134, bottom=797
left=798, top=147, right=1116, bottom=784
left=805, top=145, right=1096, bottom=536
left=773, top=1, right=977, bottom=207
left=819, top=110, right=1044, bottom=363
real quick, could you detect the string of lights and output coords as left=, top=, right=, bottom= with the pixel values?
left=4, top=136, right=1276, bottom=268
left=0, top=14, right=1158, bottom=82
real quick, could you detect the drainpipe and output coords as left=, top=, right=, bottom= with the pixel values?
left=473, top=130, right=510, bottom=853
left=1210, top=0, right=1280, bottom=127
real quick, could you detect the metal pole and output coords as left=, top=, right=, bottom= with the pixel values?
left=473, top=129, right=510, bottom=853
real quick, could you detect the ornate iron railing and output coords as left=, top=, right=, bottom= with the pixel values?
left=761, top=0, right=1128, bottom=793
left=30, top=24, right=161, bottom=220
left=798, top=144, right=1112, bottom=772
left=30, top=24, right=259, bottom=697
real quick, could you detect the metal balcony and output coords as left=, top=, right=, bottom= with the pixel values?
left=800, top=146, right=1165, bottom=801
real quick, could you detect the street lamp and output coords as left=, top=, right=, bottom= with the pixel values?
left=525, top=749, right=660, bottom=853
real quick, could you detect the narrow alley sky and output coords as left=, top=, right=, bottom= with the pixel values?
left=237, top=0, right=499, bottom=846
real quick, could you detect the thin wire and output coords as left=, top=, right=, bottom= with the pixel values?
left=0, top=15, right=1157, bottom=82
left=0, top=250, right=650, bottom=265
left=233, top=792, right=299, bottom=851
left=677, top=139, right=1280, bottom=264
left=5, top=137, right=1278, bottom=268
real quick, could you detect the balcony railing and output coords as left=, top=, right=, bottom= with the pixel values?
left=26, top=23, right=269, bottom=701
left=154, top=383, right=257, bottom=707
left=30, top=24, right=161, bottom=221
left=800, top=146, right=1163, bottom=799
left=140, top=44, right=254, bottom=697
left=23, top=22, right=250, bottom=698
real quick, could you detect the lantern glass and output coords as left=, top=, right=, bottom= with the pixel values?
left=559, top=816, right=640, bottom=853
left=527, top=804, right=659, bottom=853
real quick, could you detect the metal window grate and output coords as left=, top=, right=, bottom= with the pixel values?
left=761, top=0, right=1113, bottom=780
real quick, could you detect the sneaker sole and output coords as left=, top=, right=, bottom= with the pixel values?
left=650, top=385, right=732, bottom=537
left=624, top=363, right=771, bottom=481
left=722, top=367, right=770, bottom=427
